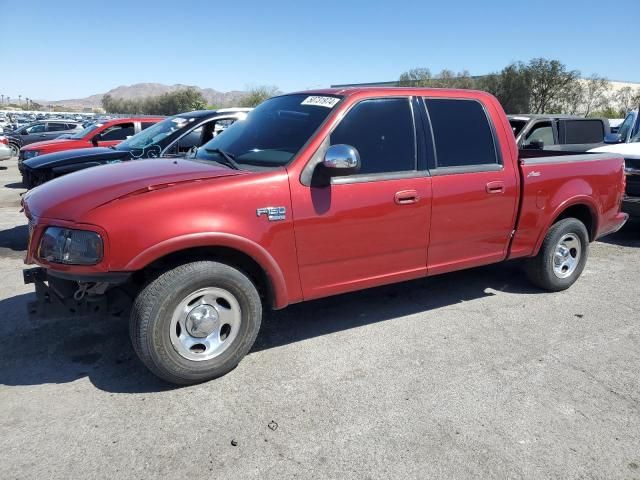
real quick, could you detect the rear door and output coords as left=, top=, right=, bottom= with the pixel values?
left=422, top=97, right=519, bottom=275
left=46, top=122, right=74, bottom=139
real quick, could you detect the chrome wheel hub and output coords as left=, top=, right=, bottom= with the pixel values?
left=552, top=233, right=581, bottom=279
left=170, top=287, right=241, bottom=361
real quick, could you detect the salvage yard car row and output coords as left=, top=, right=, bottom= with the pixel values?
left=18, top=88, right=628, bottom=385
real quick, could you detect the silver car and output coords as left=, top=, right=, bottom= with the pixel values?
left=0, top=137, right=12, bottom=160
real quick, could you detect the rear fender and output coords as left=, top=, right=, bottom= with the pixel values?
left=533, top=189, right=598, bottom=255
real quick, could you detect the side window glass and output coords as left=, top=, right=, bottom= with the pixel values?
left=48, top=123, right=68, bottom=131
left=100, top=123, right=135, bottom=141
left=141, top=122, right=157, bottom=130
left=563, top=120, right=604, bottom=144
left=177, top=127, right=203, bottom=153
left=617, top=114, right=634, bottom=140
left=425, top=98, right=499, bottom=167
left=524, top=122, right=554, bottom=147
left=330, top=98, right=416, bottom=175
left=26, top=123, right=46, bottom=133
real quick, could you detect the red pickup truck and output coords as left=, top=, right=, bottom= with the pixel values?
left=22, top=88, right=627, bottom=384
left=18, top=116, right=164, bottom=167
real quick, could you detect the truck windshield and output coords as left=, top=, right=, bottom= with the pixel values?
left=194, top=94, right=341, bottom=168
left=70, top=123, right=101, bottom=139
left=117, top=116, right=192, bottom=150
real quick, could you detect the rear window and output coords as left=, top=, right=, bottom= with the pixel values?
left=425, top=98, right=499, bottom=168
left=48, top=122, right=69, bottom=131
left=563, top=120, right=605, bottom=144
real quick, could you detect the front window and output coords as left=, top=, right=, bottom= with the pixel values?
left=617, top=113, right=635, bottom=141
left=509, top=119, right=527, bottom=138
left=117, top=116, right=193, bottom=150
left=70, top=123, right=102, bottom=139
left=194, top=94, right=340, bottom=168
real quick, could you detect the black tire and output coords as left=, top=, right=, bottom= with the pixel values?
left=130, top=261, right=262, bottom=385
left=524, top=217, right=589, bottom=291
left=9, top=143, right=19, bottom=158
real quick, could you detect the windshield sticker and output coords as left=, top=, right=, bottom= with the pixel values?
left=301, top=96, right=340, bottom=108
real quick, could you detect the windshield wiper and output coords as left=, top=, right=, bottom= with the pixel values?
left=205, top=148, right=241, bottom=170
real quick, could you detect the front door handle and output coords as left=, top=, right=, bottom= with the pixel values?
left=394, top=190, right=419, bottom=205
left=485, top=181, right=505, bottom=194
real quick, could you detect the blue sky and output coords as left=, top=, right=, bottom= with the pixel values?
left=1, top=0, right=637, bottom=101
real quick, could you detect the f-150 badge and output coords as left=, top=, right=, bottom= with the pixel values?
left=257, top=207, right=286, bottom=221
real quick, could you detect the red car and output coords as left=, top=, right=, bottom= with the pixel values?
left=22, top=88, right=627, bottom=384
left=18, top=116, right=164, bottom=166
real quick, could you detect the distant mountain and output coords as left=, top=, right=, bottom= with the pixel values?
left=37, top=83, right=248, bottom=109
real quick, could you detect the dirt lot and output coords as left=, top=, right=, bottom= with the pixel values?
left=1, top=157, right=639, bottom=480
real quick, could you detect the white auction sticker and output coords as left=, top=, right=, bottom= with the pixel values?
left=301, top=96, right=340, bottom=108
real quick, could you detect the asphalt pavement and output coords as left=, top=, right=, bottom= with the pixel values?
left=1, top=157, right=639, bottom=479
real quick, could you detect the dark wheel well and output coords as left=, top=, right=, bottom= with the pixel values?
left=553, top=204, right=595, bottom=241
left=133, top=247, right=274, bottom=309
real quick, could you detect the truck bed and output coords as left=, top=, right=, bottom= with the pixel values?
left=510, top=149, right=627, bottom=258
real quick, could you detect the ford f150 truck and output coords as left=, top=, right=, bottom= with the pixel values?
left=21, top=88, right=628, bottom=385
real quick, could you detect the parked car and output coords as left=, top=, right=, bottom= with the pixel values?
left=18, top=116, right=165, bottom=171
left=605, top=110, right=639, bottom=144
left=20, top=109, right=250, bottom=188
left=0, top=136, right=12, bottom=160
left=22, top=88, right=627, bottom=384
left=6, top=120, right=82, bottom=157
left=508, top=114, right=609, bottom=151
left=589, top=132, right=640, bottom=217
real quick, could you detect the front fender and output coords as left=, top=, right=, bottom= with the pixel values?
left=124, top=232, right=289, bottom=309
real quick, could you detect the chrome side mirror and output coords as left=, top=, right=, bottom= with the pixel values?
left=323, top=144, right=360, bottom=172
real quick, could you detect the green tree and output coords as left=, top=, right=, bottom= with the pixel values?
left=239, top=85, right=279, bottom=108
left=398, top=68, right=432, bottom=87
left=527, top=58, right=580, bottom=114
left=101, top=88, right=207, bottom=115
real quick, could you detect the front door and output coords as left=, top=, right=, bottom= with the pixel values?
left=290, top=97, right=432, bottom=300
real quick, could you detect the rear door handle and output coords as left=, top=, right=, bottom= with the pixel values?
left=394, top=190, right=419, bottom=205
left=485, top=181, right=505, bottom=194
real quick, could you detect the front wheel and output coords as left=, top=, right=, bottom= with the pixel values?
left=9, top=143, right=19, bottom=158
left=130, top=261, right=262, bottom=385
left=524, top=217, right=589, bottom=291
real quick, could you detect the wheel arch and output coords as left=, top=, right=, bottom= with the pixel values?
left=534, top=198, right=598, bottom=255
left=125, top=233, right=289, bottom=309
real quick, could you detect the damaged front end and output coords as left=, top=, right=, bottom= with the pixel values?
left=23, top=267, right=130, bottom=319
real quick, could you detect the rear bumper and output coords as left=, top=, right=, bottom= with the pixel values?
left=597, top=211, right=628, bottom=239
left=622, top=196, right=640, bottom=217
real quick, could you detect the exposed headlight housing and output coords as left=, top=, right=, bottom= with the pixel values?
left=22, top=150, right=39, bottom=160
left=38, top=227, right=103, bottom=265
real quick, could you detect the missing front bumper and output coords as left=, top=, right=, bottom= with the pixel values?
left=23, top=267, right=109, bottom=319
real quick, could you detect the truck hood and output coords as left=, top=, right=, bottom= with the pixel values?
left=23, top=147, right=127, bottom=170
left=589, top=143, right=640, bottom=159
left=22, top=138, right=78, bottom=151
left=24, top=158, right=245, bottom=221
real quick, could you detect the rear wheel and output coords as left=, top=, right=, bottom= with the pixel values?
left=130, top=261, right=262, bottom=385
left=524, top=217, right=589, bottom=291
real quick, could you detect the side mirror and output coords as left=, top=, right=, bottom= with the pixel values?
left=22, top=130, right=29, bottom=135
left=523, top=139, right=544, bottom=150
left=322, top=144, right=360, bottom=174
left=91, top=135, right=100, bottom=146
left=604, top=133, right=623, bottom=144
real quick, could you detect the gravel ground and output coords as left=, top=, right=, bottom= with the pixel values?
left=0, top=157, right=639, bottom=480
